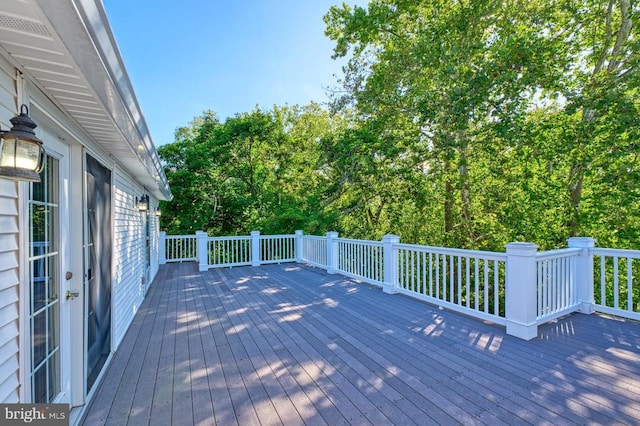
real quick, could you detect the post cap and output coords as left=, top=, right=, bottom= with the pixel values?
left=505, top=242, right=538, bottom=255
left=567, top=237, right=595, bottom=248
left=382, top=234, right=401, bottom=243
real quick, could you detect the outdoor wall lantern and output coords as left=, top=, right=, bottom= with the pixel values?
left=0, top=104, right=45, bottom=182
left=136, top=193, right=149, bottom=212
left=155, top=207, right=161, bottom=217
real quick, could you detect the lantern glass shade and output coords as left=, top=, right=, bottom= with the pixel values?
left=137, top=194, right=149, bottom=211
left=155, top=208, right=161, bottom=217
left=0, top=105, right=45, bottom=182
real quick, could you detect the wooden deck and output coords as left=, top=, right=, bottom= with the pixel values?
left=81, top=262, right=640, bottom=425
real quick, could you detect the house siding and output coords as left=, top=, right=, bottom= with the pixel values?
left=0, top=53, right=19, bottom=403
left=149, top=201, right=160, bottom=287
left=112, top=169, right=147, bottom=347
left=0, top=179, right=20, bottom=403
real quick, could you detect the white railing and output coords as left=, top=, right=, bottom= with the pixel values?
left=335, top=238, right=384, bottom=286
left=208, top=236, right=252, bottom=268
left=301, top=235, right=327, bottom=268
left=161, top=233, right=197, bottom=263
left=159, top=231, right=640, bottom=340
left=535, top=248, right=581, bottom=322
left=592, top=248, right=640, bottom=321
left=396, top=244, right=507, bottom=324
left=260, top=234, right=296, bottom=264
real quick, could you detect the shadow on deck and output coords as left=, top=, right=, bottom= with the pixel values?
left=81, top=262, right=640, bottom=425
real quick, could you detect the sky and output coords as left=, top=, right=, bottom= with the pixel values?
left=102, top=0, right=365, bottom=147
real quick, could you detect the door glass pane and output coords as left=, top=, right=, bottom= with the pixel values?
left=32, top=366, right=46, bottom=403
left=46, top=256, right=58, bottom=307
left=31, top=261, right=46, bottom=312
left=85, top=155, right=112, bottom=391
left=48, top=351, right=59, bottom=403
left=29, top=155, right=61, bottom=403
left=32, top=311, right=46, bottom=368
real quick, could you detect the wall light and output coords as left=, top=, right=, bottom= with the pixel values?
left=155, top=207, right=161, bottom=217
left=136, top=194, right=149, bottom=212
left=0, top=105, right=45, bottom=182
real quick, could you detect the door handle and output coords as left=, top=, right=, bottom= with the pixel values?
left=65, top=290, right=79, bottom=300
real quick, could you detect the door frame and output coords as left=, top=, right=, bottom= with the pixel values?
left=17, top=98, right=111, bottom=409
left=18, top=131, right=70, bottom=404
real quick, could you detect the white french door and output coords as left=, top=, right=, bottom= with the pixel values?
left=27, top=152, right=69, bottom=403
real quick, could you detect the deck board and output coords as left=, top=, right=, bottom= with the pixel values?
left=82, top=262, right=640, bottom=425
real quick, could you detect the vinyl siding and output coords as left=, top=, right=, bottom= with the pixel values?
left=0, top=54, right=19, bottom=403
left=112, top=169, right=146, bottom=347
left=0, top=179, right=20, bottom=403
left=148, top=202, right=160, bottom=286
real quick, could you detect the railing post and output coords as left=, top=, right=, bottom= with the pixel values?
left=251, top=231, right=261, bottom=266
left=196, top=231, right=208, bottom=272
left=382, top=234, right=400, bottom=294
left=505, top=242, right=538, bottom=340
left=159, top=231, right=167, bottom=265
left=326, top=232, right=339, bottom=274
left=382, top=235, right=400, bottom=294
left=568, top=237, right=596, bottom=314
left=295, top=230, right=304, bottom=263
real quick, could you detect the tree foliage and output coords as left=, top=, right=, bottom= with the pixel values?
left=322, top=0, right=640, bottom=250
left=159, top=0, right=640, bottom=252
left=158, top=105, right=340, bottom=235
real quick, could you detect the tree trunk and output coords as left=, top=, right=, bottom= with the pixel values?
left=444, top=159, right=455, bottom=239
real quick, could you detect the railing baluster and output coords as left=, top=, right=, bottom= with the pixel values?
left=448, top=255, right=456, bottom=303
left=400, top=249, right=406, bottom=289
left=543, top=260, right=549, bottom=315
left=474, top=258, right=479, bottom=310
left=409, top=250, right=416, bottom=292
left=552, top=257, right=558, bottom=312
left=613, top=256, right=619, bottom=309
left=429, top=251, right=433, bottom=295
left=435, top=253, right=440, bottom=300
left=628, top=257, right=633, bottom=312
left=457, top=256, right=462, bottom=305
left=562, top=256, right=567, bottom=309
left=537, top=260, right=543, bottom=316
left=484, top=260, right=489, bottom=314
left=494, top=260, right=499, bottom=316
left=465, top=258, right=470, bottom=308
left=600, top=255, right=606, bottom=307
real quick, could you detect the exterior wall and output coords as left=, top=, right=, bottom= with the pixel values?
left=149, top=201, right=160, bottom=285
left=0, top=179, right=19, bottom=403
left=112, top=168, right=151, bottom=347
left=0, top=54, right=19, bottom=403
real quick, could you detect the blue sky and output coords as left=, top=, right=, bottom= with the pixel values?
left=102, top=1, right=364, bottom=146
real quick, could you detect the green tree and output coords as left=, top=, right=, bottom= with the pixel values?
left=324, top=0, right=566, bottom=248
left=159, top=105, right=339, bottom=235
